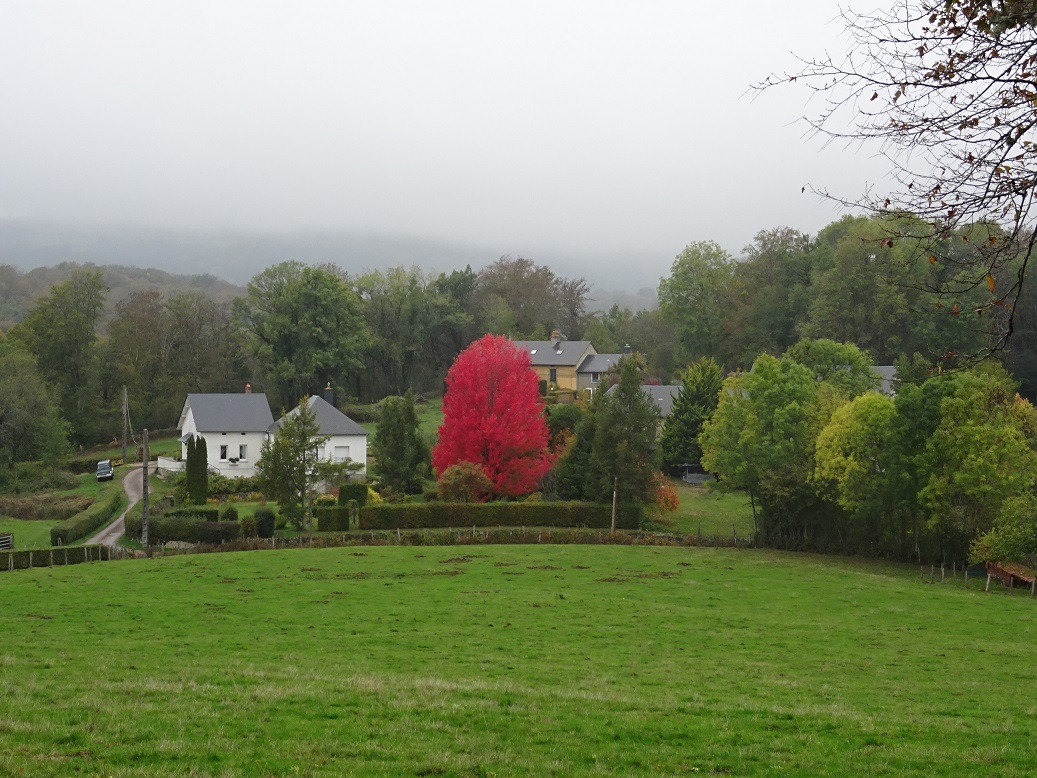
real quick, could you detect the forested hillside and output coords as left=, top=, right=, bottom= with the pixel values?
left=2, top=212, right=1036, bottom=466
left=0, top=262, right=242, bottom=330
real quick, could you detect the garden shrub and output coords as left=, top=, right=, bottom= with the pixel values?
left=220, top=504, right=239, bottom=522
left=1, top=545, right=111, bottom=570
left=50, top=490, right=123, bottom=546
left=316, top=505, right=351, bottom=531
left=124, top=515, right=241, bottom=544
left=338, top=482, right=369, bottom=507
left=239, top=515, right=258, bottom=538
left=166, top=505, right=220, bottom=521
left=255, top=508, right=276, bottom=538
left=0, top=494, right=91, bottom=522
left=359, top=502, right=638, bottom=531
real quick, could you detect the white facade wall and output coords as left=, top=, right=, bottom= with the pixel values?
left=180, top=407, right=367, bottom=479
left=316, top=434, right=367, bottom=475
left=180, top=408, right=268, bottom=478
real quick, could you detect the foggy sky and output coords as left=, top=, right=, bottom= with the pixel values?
left=0, top=1, right=880, bottom=288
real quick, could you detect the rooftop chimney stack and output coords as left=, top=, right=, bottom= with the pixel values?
left=324, top=382, right=334, bottom=406
left=245, top=383, right=252, bottom=394
left=623, top=344, right=631, bottom=355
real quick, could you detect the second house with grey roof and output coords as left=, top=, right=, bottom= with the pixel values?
left=160, top=384, right=367, bottom=478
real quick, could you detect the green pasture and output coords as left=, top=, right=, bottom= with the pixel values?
left=0, top=518, right=56, bottom=550
left=664, top=480, right=756, bottom=538
left=358, top=397, right=444, bottom=444
left=1, top=544, right=1034, bottom=776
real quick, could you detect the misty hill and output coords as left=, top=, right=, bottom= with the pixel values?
left=0, top=219, right=667, bottom=303
left=0, top=262, right=243, bottom=330
left=0, top=219, right=500, bottom=286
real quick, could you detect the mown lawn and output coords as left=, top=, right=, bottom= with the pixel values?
left=1, top=544, right=1034, bottom=775
left=0, top=518, right=57, bottom=550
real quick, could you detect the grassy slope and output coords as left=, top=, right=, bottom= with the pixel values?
left=1, top=545, right=1035, bottom=776
left=359, top=399, right=444, bottom=444
left=664, top=481, right=756, bottom=538
left=68, top=436, right=181, bottom=466
left=0, top=518, right=55, bottom=549
left=0, top=473, right=126, bottom=549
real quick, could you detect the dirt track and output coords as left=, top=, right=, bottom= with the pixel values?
left=84, top=464, right=153, bottom=546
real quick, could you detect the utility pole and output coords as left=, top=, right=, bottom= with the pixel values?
left=611, top=476, right=618, bottom=532
left=141, top=429, right=150, bottom=548
left=121, top=386, right=128, bottom=465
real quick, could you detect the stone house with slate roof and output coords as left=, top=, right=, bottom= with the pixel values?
left=160, top=385, right=367, bottom=478
left=512, top=336, right=596, bottom=391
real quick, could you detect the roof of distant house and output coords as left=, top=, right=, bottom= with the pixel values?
left=180, top=393, right=275, bottom=433
left=271, top=395, right=368, bottom=436
left=578, top=353, right=624, bottom=373
left=606, top=384, right=681, bottom=416
left=512, top=339, right=594, bottom=367
left=872, top=365, right=897, bottom=395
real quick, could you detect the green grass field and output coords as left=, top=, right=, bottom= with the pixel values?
left=0, top=473, right=126, bottom=550
left=359, top=398, right=444, bottom=445
left=69, top=435, right=181, bottom=465
left=664, top=481, right=756, bottom=538
left=0, top=518, right=56, bottom=549
left=1, top=544, right=1034, bottom=775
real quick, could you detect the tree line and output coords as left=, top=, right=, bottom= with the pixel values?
left=3, top=211, right=1036, bottom=474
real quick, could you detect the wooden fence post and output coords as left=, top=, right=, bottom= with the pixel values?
left=985, top=574, right=991, bottom=592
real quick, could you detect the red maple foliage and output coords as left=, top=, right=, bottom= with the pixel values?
left=432, top=334, right=555, bottom=497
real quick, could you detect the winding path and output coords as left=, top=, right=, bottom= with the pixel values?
left=84, top=463, right=154, bottom=547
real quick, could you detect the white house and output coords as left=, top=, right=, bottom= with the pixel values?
left=167, top=389, right=276, bottom=478
left=269, top=394, right=368, bottom=475
left=159, top=385, right=369, bottom=480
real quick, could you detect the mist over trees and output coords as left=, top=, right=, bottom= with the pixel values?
left=1, top=211, right=1035, bottom=470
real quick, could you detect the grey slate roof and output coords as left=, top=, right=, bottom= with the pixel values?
left=271, top=395, right=368, bottom=436
left=180, top=393, right=275, bottom=433
left=577, top=353, right=624, bottom=374
left=512, top=340, right=594, bottom=367
left=606, top=384, right=680, bottom=417
left=871, top=365, right=897, bottom=396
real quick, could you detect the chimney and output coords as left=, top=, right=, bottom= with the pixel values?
left=324, top=382, right=334, bottom=406
left=551, top=330, right=563, bottom=353
left=245, top=383, right=252, bottom=394
left=623, top=344, right=631, bottom=355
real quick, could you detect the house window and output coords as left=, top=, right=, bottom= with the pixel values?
left=219, top=445, right=228, bottom=460
left=239, top=444, right=248, bottom=460
left=549, top=368, right=557, bottom=383
left=334, top=445, right=350, bottom=462
left=317, top=446, right=326, bottom=460
left=592, top=372, right=601, bottom=383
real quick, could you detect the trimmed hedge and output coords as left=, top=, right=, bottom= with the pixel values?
left=124, top=514, right=241, bottom=545
left=338, top=483, right=369, bottom=507
left=255, top=508, right=276, bottom=539
left=50, top=490, right=123, bottom=546
left=165, top=505, right=220, bottom=521
left=316, top=505, right=352, bottom=532
left=358, top=501, right=640, bottom=531
left=1, top=544, right=120, bottom=571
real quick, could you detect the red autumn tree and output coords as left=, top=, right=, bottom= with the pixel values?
left=432, top=334, right=554, bottom=497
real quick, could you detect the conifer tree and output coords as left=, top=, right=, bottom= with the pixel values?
left=659, top=357, right=724, bottom=475
left=371, top=390, right=428, bottom=494
left=587, top=357, right=660, bottom=504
